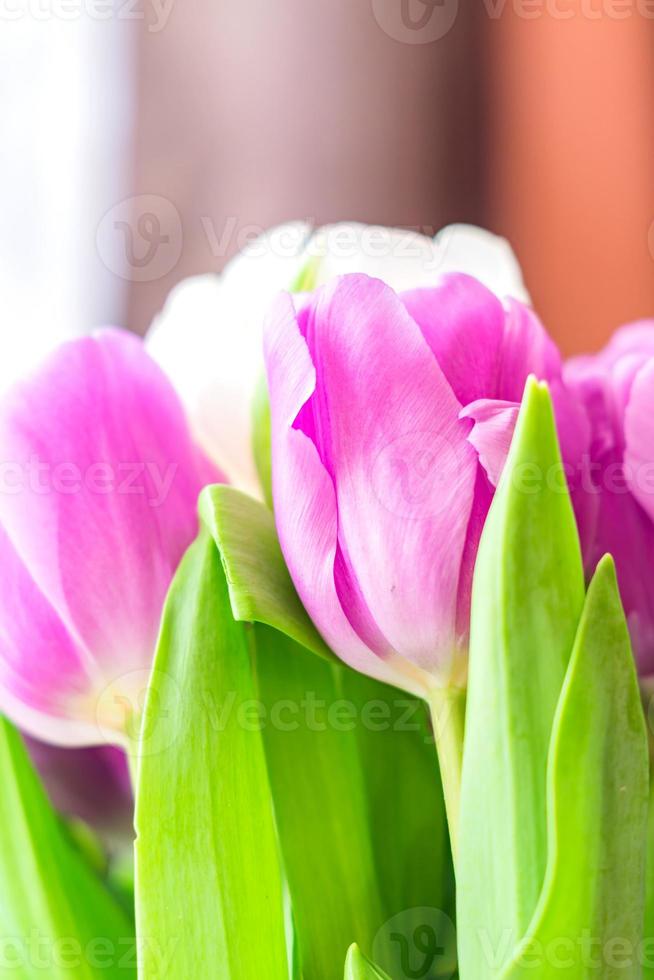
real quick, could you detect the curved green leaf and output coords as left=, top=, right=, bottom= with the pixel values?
left=0, top=717, right=134, bottom=979
left=253, top=629, right=384, bottom=975
left=199, top=484, right=335, bottom=663
left=457, top=378, right=585, bottom=978
left=134, top=532, right=287, bottom=979
left=501, top=556, right=649, bottom=978
left=203, top=484, right=452, bottom=979
left=344, top=944, right=392, bottom=980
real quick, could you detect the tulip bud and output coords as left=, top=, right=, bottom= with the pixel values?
left=264, top=272, right=562, bottom=695
left=0, top=329, right=219, bottom=747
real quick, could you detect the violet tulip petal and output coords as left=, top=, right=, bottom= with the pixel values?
left=0, top=329, right=219, bottom=744
left=0, top=524, right=104, bottom=745
left=277, top=275, right=478, bottom=678
left=624, top=360, right=654, bottom=525
left=459, top=398, right=519, bottom=487
left=25, top=737, right=133, bottom=837
left=585, top=465, right=654, bottom=675
left=402, top=274, right=560, bottom=407
left=401, top=274, right=507, bottom=406
left=497, top=299, right=561, bottom=400
left=264, top=291, right=410, bottom=692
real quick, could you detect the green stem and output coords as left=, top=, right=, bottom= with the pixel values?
left=427, top=685, right=466, bottom=864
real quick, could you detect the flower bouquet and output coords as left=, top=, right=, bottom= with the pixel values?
left=1, top=223, right=652, bottom=979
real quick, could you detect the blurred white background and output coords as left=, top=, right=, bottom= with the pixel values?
left=0, top=10, right=134, bottom=389
left=1, top=0, right=652, bottom=374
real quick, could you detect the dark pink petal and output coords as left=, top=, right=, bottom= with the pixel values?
left=401, top=274, right=560, bottom=406
left=497, top=299, right=561, bottom=400
left=401, top=274, right=506, bottom=405
left=624, top=360, right=654, bottom=526
left=583, top=471, right=654, bottom=675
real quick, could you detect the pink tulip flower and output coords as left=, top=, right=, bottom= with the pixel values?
left=0, top=329, right=219, bottom=747
left=148, top=222, right=529, bottom=497
left=565, top=322, right=654, bottom=676
left=264, top=272, right=566, bottom=698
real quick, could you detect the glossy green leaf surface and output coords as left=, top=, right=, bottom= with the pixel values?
left=0, top=716, right=135, bottom=979
left=457, top=379, right=586, bottom=978
left=253, top=629, right=384, bottom=976
left=345, top=671, right=457, bottom=978
left=344, top=944, right=392, bottom=980
left=134, top=532, right=287, bottom=979
left=501, top=556, right=649, bottom=978
left=204, top=484, right=452, bottom=979
left=199, top=484, right=335, bottom=663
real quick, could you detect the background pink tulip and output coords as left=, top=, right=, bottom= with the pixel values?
left=565, top=323, right=654, bottom=676
left=0, top=329, right=219, bottom=747
left=24, top=737, right=133, bottom=840
left=265, top=272, right=563, bottom=697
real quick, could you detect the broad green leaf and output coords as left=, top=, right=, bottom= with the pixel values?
left=253, top=629, right=384, bottom=976
left=346, top=671, right=457, bottom=978
left=344, top=944, right=392, bottom=980
left=199, top=484, right=335, bottom=663
left=203, top=484, right=453, bottom=978
left=501, top=556, right=649, bottom=978
left=0, top=716, right=135, bottom=979
left=252, top=376, right=273, bottom=508
left=134, top=532, right=287, bottom=979
left=457, top=378, right=585, bottom=979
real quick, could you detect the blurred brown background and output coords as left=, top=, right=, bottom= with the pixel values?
left=122, top=0, right=654, bottom=353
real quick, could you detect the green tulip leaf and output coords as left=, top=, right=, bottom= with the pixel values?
left=252, top=628, right=384, bottom=974
left=134, top=531, right=288, bottom=979
left=0, top=716, right=135, bottom=979
left=457, top=378, right=586, bottom=978
left=344, top=944, right=392, bottom=980
left=199, top=484, right=335, bottom=664
left=202, top=483, right=452, bottom=978
left=501, top=556, right=649, bottom=978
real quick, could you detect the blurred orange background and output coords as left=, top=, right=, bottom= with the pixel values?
left=486, top=4, right=654, bottom=353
